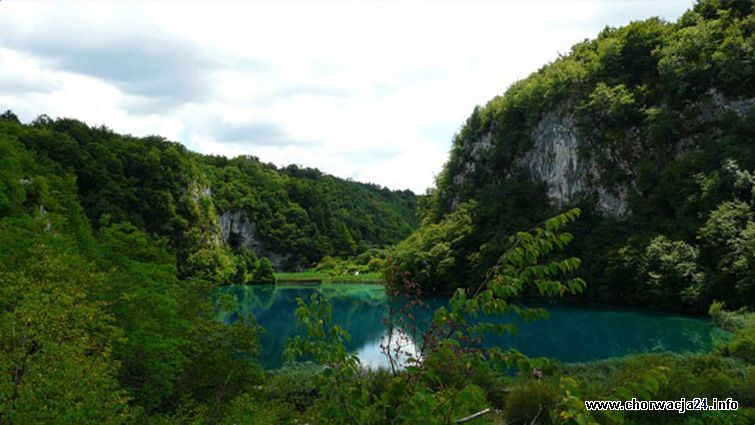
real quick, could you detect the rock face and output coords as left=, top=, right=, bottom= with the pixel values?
left=219, top=211, right=288, bottom=268
left=521, top=111, right=585, bottom=205
left=451, top=92, right=755, bottom=218
left=518, top=110, right=629, bottom=216
left=706, top=89, right=755, bottom=119
left=513, top=92, right=754, bottom=216
left=220, top=211, right=260, bottom=251
left=448, top=106, right=633, bottom=217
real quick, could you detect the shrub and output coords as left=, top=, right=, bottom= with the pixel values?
left=220, top=394, right=294, bottom=425
left=727, top=326, right=755, bottom=364
left=503, top=380, right=559, bottom=425
left=709, top=300, right=726, bottom=321
left=745, top=366, right=755, bottom=405
left=263, top=363, right=320, bottom=411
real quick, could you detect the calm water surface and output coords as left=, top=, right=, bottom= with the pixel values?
left=218, top=284, right=727, bottom=369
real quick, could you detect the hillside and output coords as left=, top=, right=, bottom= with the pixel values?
left=0, top=113, right=418, bottom=276
left=391, top=0, right=755, bottom=312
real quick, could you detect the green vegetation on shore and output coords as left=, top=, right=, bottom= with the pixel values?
left=275, top=271, right=382, bottom=284
left=272, top=249, right=387, bottom=284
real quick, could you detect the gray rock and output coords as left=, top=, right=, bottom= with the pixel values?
left=219, top=210, right=289, bottom=269
left=520, top=110, right=628, bottom=216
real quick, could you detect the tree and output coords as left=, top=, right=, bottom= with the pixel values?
left=287, top=209, right=591, bottom=424
left=0, top=219, right=133, bottom=423
left=0, top=110, right=19, bottom=124
left=95, top=223, right=186, bottom=412
left=639, top=235, right=705, bottom=308
left=252, top=257, right=276, bottom=285
left=699, top=201, right=755, bottom=306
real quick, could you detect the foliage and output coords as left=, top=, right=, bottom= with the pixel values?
left=0, top=129, right=265, bottom=422
left=618, top=236, right=706, bottom=309
left=720, top=311, right=755, bottom=364
left=389, top=201, right=477, bottom=292
left=275, top=271, right=382, bottom=284
left=699, top=198, right=755, bottom=305
left=0, top=115, right=417, bottom=276
left=95, top=223, right=186, bottom=411
left=503, top=380, right=559, bottom=424
left=285, top=292, right=370, bottom=423
left=313, top=249, right=388, bottom=276
left=406, top=0, right=755, bottom=312
left=252, top=257, right=276, bottom=285
left=286, top=209, right=597, bottom=424
left=0, top=220, right=134, bottom=424
left=208, top=157, right=418, bottom=269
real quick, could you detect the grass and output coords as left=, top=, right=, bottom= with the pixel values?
left=275, top=271, right=382, bottom=284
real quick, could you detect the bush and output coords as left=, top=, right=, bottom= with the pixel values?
left=727, top=326, right=755, bottom=364
left=263, top=363, right=320, bottom=411
left=660, top=355, right=746, bottom=402
left=252, top=257, right=276, bottom=284
left=709, top=300, right=726, bottom=321
left=503, top=380, right=559, bottom=425
left=220, top=393, right=294, bottom=425
left=360, top=367, right=394, bottom=402
left=745, top=366, right=755, bottom=405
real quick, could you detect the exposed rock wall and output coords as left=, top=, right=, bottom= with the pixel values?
left=705, top=89, right=755, bottom=119
left=220, top=211, right=260, bottom=251
left=520, top=111, right=585, bottom=205
left=219, top=210, right=289, bottom=268
left=519, top=110, right=629, bottom=216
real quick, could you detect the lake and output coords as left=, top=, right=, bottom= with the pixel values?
left=218, top=284, right=728, bottom=369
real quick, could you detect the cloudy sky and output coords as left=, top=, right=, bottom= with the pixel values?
left=0, top=1, right=692, bottom=193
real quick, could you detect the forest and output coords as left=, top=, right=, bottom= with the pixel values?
left=1, top=0, right=754, bottom=424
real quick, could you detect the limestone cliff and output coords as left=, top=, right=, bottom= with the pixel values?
left=219, top=211, right=291, bottom=269
left=446, top=90, right=754, bottom=219
left=519, top=110, right=628, bottom=216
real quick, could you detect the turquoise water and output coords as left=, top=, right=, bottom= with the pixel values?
left=218, top=284, right=728, bottom=369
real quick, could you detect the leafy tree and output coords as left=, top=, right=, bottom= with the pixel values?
left=0, top=110, right=19, bottom=124
left=389, top=202, right=476, bottom=292
left=252, top=257, right=276, bottom=285
left=95, top=223, right=187, bottom=411
left=0, top=218, right=133, bottom=424
left=699, top=200, right=755, bottom=305
left=637, top=236, right=705, bottom=308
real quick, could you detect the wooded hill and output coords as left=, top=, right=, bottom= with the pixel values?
left=392, top=0, right=755, bottom=312
left=0, top=112, right=418, bottom=277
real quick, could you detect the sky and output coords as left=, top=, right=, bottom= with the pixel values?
left=0, top=1, right=693, bottom=193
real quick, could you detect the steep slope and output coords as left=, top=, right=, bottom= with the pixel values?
left=392, top=0, right=755, bottom=311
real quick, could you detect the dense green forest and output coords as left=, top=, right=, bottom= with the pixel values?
left=393, top=0, right=755, bottom=313
left=0, top=111, right=417, bottom=276
left=1, top=0, right=754, bottom=424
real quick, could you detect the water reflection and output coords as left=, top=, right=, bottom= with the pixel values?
left=218, top=284, right=728, bottom=369
left=356, top=328, right=421, bottom=369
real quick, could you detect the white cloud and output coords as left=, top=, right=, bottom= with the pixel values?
left=0, top=1, right=691, bottom=193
